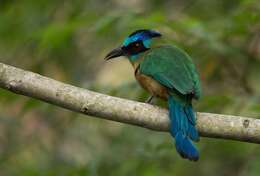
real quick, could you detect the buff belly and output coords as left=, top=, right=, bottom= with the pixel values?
left=135, top=73, right=168, bottom=100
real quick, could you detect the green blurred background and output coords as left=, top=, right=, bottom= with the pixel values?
left=0, top=0, right=260, bottom=175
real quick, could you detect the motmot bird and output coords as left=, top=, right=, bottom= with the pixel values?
left=104, top=29, right=201, bottom=161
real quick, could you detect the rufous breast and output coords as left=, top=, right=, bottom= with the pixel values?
left=135, top=67, right=168, bottom=100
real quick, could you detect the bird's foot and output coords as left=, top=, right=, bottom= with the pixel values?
left=145, top=95, right=155, bottom=104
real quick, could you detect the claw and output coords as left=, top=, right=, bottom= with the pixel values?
left=145, top=95, right=154, bottom=104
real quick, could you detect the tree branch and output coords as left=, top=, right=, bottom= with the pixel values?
left=0, top=62, right=260, bottom=144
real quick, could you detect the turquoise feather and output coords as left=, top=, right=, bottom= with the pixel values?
left=139, top=45, right=201, bottom=161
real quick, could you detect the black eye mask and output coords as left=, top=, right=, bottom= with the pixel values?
left=122, top=40, right=149, bottom=56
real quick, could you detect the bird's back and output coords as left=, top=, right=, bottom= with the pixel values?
left=140, top=45, right=201, bottom=100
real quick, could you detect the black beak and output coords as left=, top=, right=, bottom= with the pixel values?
left=104, top=46, right=125, bottom=60
left=150, top=30, right=162, bottom=38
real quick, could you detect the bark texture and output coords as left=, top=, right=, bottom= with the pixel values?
left=0, top=62, right=260, bottom=143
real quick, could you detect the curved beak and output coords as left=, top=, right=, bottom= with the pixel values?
left=104, top=46, right=125, bottom=60
left=150, top=30, right=162, bottom=38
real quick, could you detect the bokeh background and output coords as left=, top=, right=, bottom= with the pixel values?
left=0, top=0, right=260, bottom=175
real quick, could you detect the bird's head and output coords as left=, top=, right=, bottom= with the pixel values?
left=104, top=29, right=162, bottom=61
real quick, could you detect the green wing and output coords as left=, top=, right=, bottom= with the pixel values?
left=140, top=45, right=201, bottom=99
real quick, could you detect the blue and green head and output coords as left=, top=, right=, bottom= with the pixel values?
left=104, top=29, right=161, bottom=61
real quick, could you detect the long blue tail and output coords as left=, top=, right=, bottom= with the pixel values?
left=168, top=95, right=199, bottom=161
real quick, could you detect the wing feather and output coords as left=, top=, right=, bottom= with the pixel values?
left=140, top=45, right=201, bottom=99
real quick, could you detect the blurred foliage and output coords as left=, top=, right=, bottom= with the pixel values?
left=0, top=0, right=260, bottom=175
